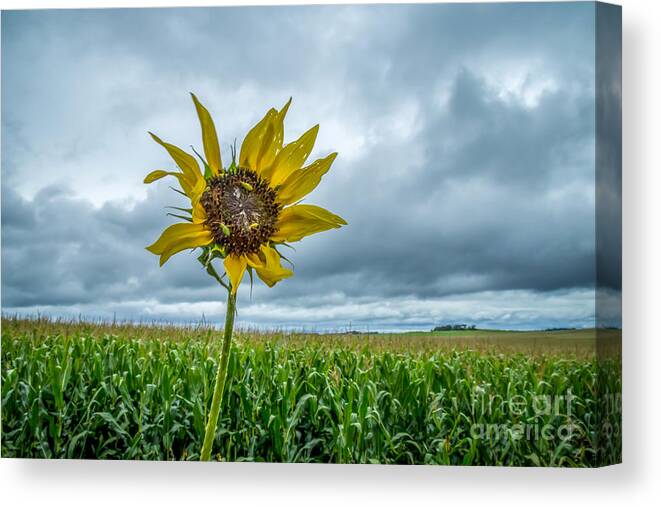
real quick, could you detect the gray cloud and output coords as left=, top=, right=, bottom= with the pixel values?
left=1, top=3, right=614, bottom=330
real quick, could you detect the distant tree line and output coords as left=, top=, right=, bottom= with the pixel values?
left=432, top=324, right=476, bottom=331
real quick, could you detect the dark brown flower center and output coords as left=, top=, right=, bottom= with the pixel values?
left=201, top=168, right=280, bottom=256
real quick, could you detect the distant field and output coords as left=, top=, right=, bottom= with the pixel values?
left=302, top=327, right=621, bottom=358
left=1, top=317, right=621, bottom=465
left=0, top=316, right=618, bottom=357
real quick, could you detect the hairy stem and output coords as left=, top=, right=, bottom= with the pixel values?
left=200, top=290, right=236, bottom=461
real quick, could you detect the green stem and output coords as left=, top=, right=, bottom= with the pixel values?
left=200, top=290, right=237, bottom=461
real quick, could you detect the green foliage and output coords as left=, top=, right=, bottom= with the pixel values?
left=1, top=319, right=621, bottom=466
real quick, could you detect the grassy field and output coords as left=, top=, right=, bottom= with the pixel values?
left=1, top=317, right=621, bottom=466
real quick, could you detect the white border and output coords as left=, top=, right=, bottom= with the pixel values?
left=3, top=1, right=660, bottom=506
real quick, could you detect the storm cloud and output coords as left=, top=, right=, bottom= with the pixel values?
left=1, top=3, right=610, bottom=330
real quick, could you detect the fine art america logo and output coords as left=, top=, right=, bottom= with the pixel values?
left=461, top=387, right=621, bottom=443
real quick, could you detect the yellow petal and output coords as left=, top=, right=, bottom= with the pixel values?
left=146, top=222, right=213, bottom=266
left=255, top=245, right=293, bottom=287
left=224, top=254, right=248, bottom=295
left=144, top=170, right=171, bottom=184
left=256, top=266, right=293, bottom=287
left=192, top=202, right=207, bottom=224
left=191, top=93, right=222, bottom=175
left=239, top=108, right=277, bottom=175
left=149, top=132, right=204, bottom=186
left=276, top=152, right=337, bottom=205
left=188, top=176, right=207, bottom=207
left=245, top=251, right=265, bottom=268
left=144, top=169, right=199, bottom=201
left=267, top=125, right=319, bottom=186
left=255, top=98, right=292, bottom=174
left=271, top=204, right=347, bottom=243
left=255, top=120, right=276, bottom=173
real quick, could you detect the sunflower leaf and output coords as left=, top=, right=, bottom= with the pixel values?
left=207, top=261, right=230, bottom=290
left=210, top=246, right=226, bottom=258
left=230, top=138, right=237, bottom=168
left=165, top=206, right=193, bottom=215
left=191, top=145, right=214, bottom=180
left=276, top=250, right=295, bottom=268
left=167, top=213, right=193, bottom=222
left=169, top=186, right=188, bottom=198
left=197, top=247, right=229, bottom=289
left=276, top=242, right=297, bottom=252
left=248, top=267, right=254, bottom=299
left=197, top=249, right=210, bottom=266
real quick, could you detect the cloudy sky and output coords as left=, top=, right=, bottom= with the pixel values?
left=1, top=3, right=620, bottom=331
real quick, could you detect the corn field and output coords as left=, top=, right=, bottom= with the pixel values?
left=1, top=318, right=621, bottom=466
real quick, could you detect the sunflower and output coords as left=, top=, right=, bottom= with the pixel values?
left=144, top=94, right=346, bottom=294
